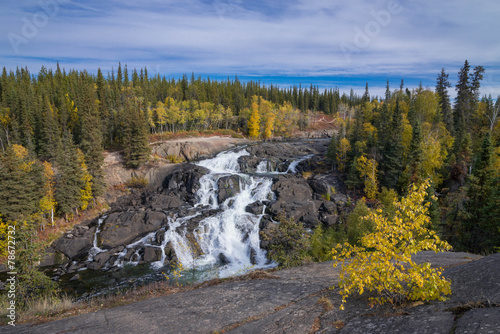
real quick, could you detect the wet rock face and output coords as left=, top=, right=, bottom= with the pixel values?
left=217, top=175, right=241, bottom=203
left=237, top=156, right=262, bottom=173
left=163, top=164, right=210, bottom=203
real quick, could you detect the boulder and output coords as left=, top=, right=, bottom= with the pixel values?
left=269, top=200, right=322, bottom=228
left=272, top=175, right=313, bottom=203
left=320, top=201, right=337, bottom=215
left=322, top=215, right=339, bottom=227
left=164, top=242, right=178, bottom=263
left=163, top=164, right=210, bottom=203
left=246, top=201, right=266, bottom=215
left=144, top=193, right=186, bottom=211
left=39, top=247, right=69, bottom=267
left=52, top=226, right=96, bottom=260
left=144, top=246, right=163, bottom=263
left=217, top=175, right=241, bottom=203
left=66, top=262, right=85, bottom=274
left=237, top=156, right=262, bottom=173
left=123, top=248, right=138, bottom=262
left=99, top=211, right=167, bottom=249
left=331, top=193, right=349, bottom=206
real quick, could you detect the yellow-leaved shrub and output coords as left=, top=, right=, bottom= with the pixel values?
left=331, top=180, right=452, bottom=309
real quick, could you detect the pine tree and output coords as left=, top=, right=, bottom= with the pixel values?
left=381, top=99, right=404, bottom=191
left=79, top=82, right=105, bottom=197
left=55, top=134, right=85, bottom=216
left=436, top=68, right=453, bottom=133
left=462, top=132, right=496, bottom=253
left=0, top=145, right=42, bottom=221
left=123, top=99, right=151, bottom=168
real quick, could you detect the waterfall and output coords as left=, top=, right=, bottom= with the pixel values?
left=189, top=149, right=275, bottom=277
left=90, top=148, right=312, bottom=280
left=87, top=215, right=107, bottom=262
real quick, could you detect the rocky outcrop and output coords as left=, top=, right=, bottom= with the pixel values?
left=13, top=252, right=499, bottom=334
left=151, top=137, right=249, bottom=162
left=217, top=175, right=241, bottom=203
left=266, top=173, right=349, bottom=228
left=246, top=141, right=325, bottom=159
left=163, top=164, right=210, bottom=204
left=99, top=211, right=167, bottom=249
left=52, top=221, right=97, bottom=260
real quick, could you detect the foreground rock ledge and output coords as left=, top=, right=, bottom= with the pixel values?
left=8, top=251, right=500, bottom=334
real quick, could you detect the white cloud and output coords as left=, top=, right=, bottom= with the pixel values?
left=0, top=0, right=499, bottom=96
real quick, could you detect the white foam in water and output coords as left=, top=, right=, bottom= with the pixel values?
left=256, top=160, right=268, bottom=173
left=196, top=149, right=249, bottom=174
left=255, top=154, right=314, bottom=174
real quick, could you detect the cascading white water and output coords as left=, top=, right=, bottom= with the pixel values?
left=92, top=148, right=312, bottom=280
left=254, top=154, right=314, bottom=175
left=190, top=149, right=275, bottom=277
left=286, top=154, right=314, bottom=173
left=87, top=215, right=107, bottom=262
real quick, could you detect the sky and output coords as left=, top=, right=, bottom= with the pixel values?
left=1, top=0, right=499, bottom=98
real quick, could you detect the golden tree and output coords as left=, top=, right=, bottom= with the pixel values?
left=39, top=161, right=57, bottom=226
left=337, top=138, right=351, bottom=172
left=356, top=155, right=378, bottom=199
left=332, top=180, right=452, bottom=309
left=248, top=101, right=261, bottom=139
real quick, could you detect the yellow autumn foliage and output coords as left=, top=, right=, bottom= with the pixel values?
left=337, top=138, right=351, bottom=172
left=332, top=180, right=452, bottom=309
left=356, top=155, right=378, bottom=199
left=248, top=102, right=260, bottom=139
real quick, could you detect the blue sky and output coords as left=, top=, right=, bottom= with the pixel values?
left=1, top=0, right=499, bottom=98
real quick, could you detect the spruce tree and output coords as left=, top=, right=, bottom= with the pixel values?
left=380, top=99, right=404, bottom=191
left=436, top=68, right=453, bottom=133
left=79, top=82, right=105, bottom=197
left=407, top=120, right=423, bottom=184
left=37, top=97, right=60, bottom=160
left=462, top=132, right=496, bottom=253
left=326, top=134, right=338, bottom=170
left=0, top=145, right=42, bottom=221
left=123, top=99, right=151, bottom=168
left=55, top=134, right=85, bottom=216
